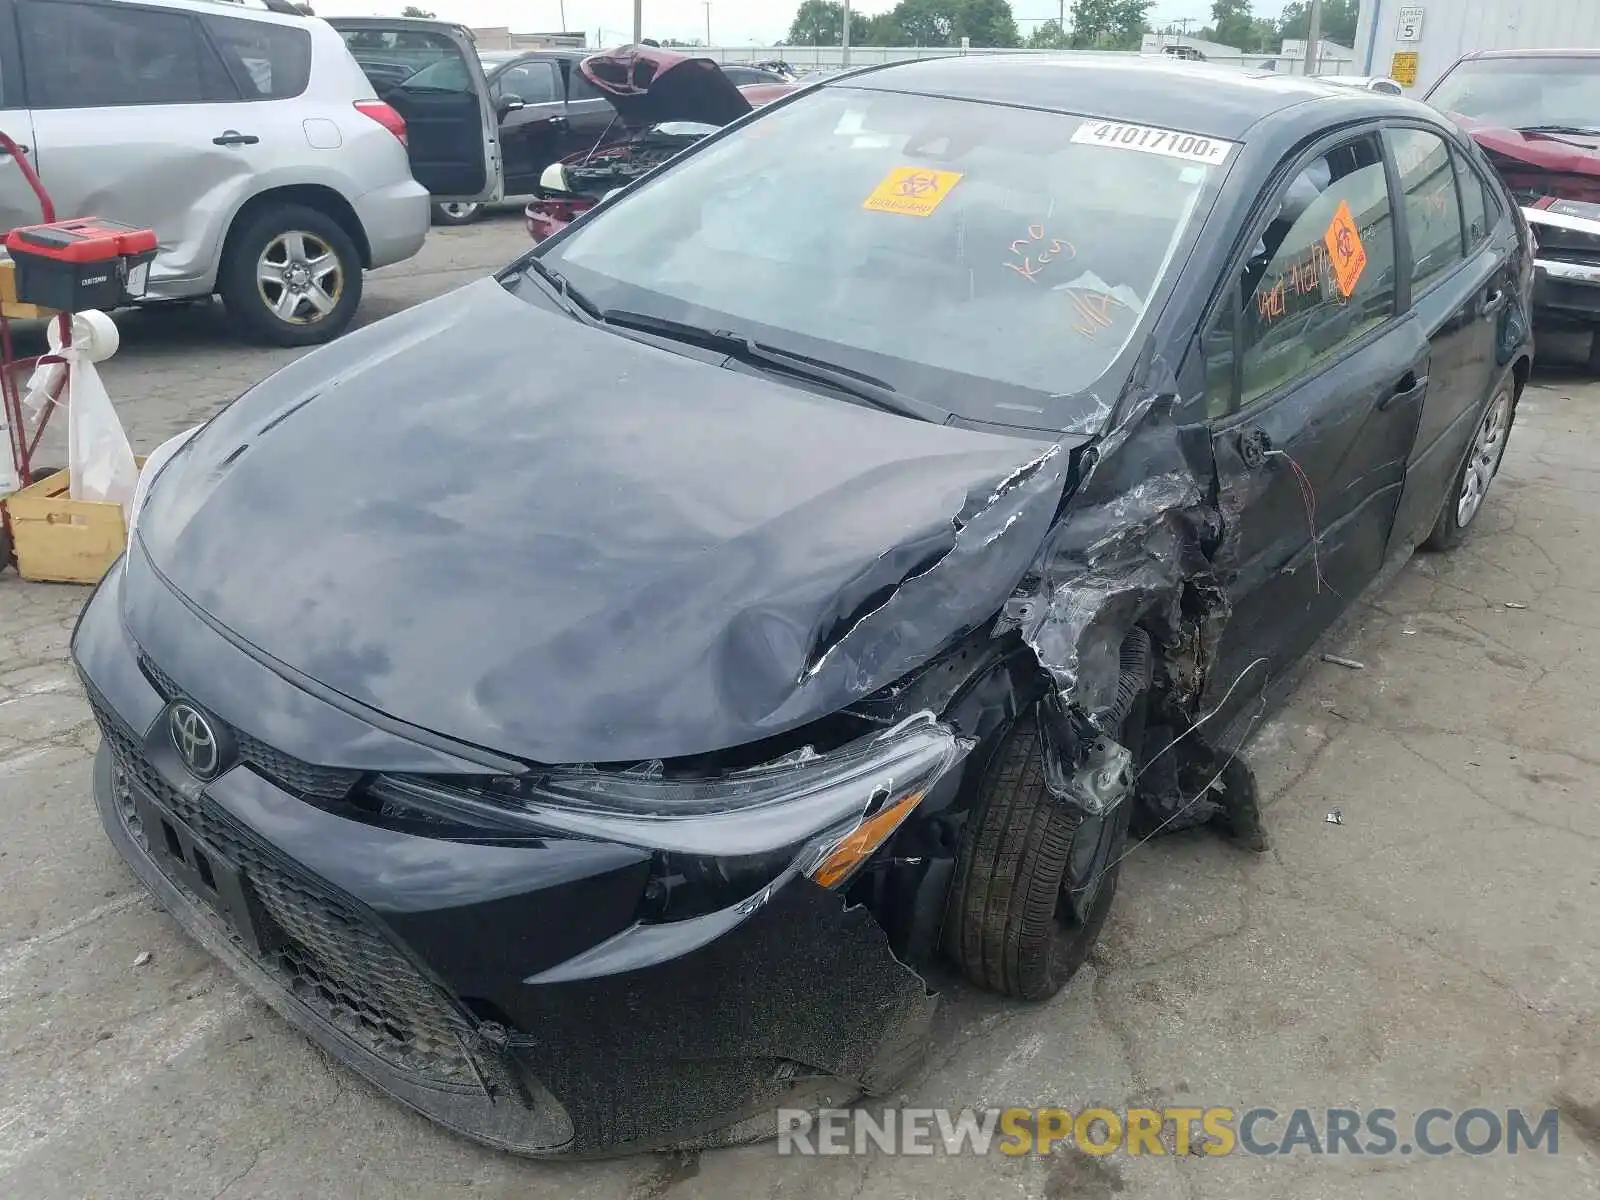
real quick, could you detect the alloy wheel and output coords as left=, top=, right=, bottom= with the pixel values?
left=1456, top=388, right=1512, bottom=528
left=256, top=230, right=344, bottom=326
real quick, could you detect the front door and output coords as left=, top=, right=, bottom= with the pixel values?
left=1386, top=128, right=1518, bottom=551
left=330, top=18, right=500, bottom=203
left=491, top=57, right=565, bottom=196
left=1201, top=129, right=1429, bottom=707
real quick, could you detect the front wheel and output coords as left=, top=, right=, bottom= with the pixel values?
left=1423, top=383, right=1516, bottom=551
left=217, top=204, right=362, bottom=347
left=431, top=201, right=483, bottom=226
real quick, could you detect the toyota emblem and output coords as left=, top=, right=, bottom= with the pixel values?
left=168, top=703, right=221, bottom=780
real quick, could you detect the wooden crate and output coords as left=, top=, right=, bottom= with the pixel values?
left=4, top=458, right=146, bottom=584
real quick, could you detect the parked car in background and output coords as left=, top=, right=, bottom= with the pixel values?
left=337, top=28, right=797, bottom=227
left=718, top=63, right=791, bottom=86
left=1426, top=49, right=1600, bottom=362
left=526, top=45, right=798, bottom=243
left=80, top=58, right=1531, bottom=1159
left=0, top=0, right=432, bottom=345
left=1323, top=75, right=1405, bottom=96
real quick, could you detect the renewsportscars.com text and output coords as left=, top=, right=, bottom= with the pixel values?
left=776, top=1106, right=1563, bottom=1157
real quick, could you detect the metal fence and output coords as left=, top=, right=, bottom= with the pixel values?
left=695, top=45, right=1358, bottom=76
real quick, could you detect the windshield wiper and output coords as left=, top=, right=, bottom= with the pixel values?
left=521, top=257, right=602, bottom=322
left=1517, top=123, right=1600, bottom=139
left=598, top=309, right=954, bottom=424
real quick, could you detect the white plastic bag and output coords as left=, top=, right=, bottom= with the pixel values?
left=62, top=311, right=138, bottom=517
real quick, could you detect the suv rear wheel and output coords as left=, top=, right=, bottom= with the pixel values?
left=218, top=204, right=362, bottom=347
left=432, top=201, right=484, bottom=226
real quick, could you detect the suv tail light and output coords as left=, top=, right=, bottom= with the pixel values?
left=354, top=100, right=407, bottom=147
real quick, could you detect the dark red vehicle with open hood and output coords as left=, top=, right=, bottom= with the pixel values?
left=1426, top=48, right=1600, bottom=356
left=526, top=45, right=799, bottom=243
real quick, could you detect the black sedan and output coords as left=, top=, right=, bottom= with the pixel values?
left=74, top=55, right=1533, bottom=1157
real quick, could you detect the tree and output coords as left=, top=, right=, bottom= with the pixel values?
left=787, top=0, right=846, bottom=45
left=1278, top=0, right=1358, bottom=46
left=1068, top=0, right=1151, bottom=49
left=1027, top=17, right=1070, bottom=48
left=1208, top=0, right=1255, bottom=49
left=957, top=0, right=1020, bottom=46
left=400, top=5, right=436, bottom=16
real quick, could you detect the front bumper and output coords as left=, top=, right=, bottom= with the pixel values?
left=75, top=561, right=935, bottom=1157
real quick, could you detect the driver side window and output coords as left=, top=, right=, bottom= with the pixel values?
left=492, top=61, right=557, bottom=105
left=1205, top=132, right=1398, bottom=416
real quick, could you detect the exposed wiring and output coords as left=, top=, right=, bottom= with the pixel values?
left=1133, top=654, right=1268, bottom=784
left=1264, top=447, right=1337, bottom=597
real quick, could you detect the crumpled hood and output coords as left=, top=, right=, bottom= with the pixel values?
left=1448, top=112, right=1600, bottom=203
left=579, top=45, right=752, bottom=130
left=133, top=278, right=1073, bottom=764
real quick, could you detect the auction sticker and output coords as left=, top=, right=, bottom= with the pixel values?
left=863, top=166, right=965, bottom=217
left=1070, top=120, right=1235, bottom=165
left=1323, top=199, right=1367, bottom=298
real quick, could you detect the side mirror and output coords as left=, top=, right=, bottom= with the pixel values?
left=497, top=95, right=525, bottom=118
left=539, top=161, right=572, bottom=195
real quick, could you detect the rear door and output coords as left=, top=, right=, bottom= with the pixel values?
left=1199, top=127, right=1430, bottom=701
left=328, top=17, right=500, bottom=203
left=16, top=0, right=273, bottom=290
left=1385, top=126, right=1518, bottom=551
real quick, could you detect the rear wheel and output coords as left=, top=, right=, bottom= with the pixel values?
left=945, top=642, right=1151, bottom=1001
left=431, top=201, right=483, bottom=226
left=1423, top=382, right=1515, bottom=551
left=218, top=204, right=362, bottom=347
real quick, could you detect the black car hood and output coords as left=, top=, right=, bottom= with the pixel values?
left=133, top=278, right=1074, bottom=765
left=578, top=44, right=752, bottom=130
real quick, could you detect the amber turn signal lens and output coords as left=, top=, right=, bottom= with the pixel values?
left=809, top=791, right=924, bottom=890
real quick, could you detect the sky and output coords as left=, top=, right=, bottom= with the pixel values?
left=315, top=0, right=1217, bottom=48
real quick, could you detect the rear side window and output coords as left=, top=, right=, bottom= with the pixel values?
left=1452, top=147, right=1491, bottom=247
left=566, top=64, right=604, bottom=102
left=1219, top=134, right=1398, bottom=409
left=20, top=0, right=230, bottom=107
left=202, top=14, right=312, bottom=101
left=341, top=29, right=465, bottom=90
left=1389, top=127, right=1465, bottom=293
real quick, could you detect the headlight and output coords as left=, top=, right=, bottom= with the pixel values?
left=369, top=713, right=972, bottom=917
left=126, top=424, right=202, bottom=542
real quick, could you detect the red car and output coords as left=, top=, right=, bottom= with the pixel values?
left=526, top=46, right=799, bottom=244
left=1426, top=49, right=1600, bottom=360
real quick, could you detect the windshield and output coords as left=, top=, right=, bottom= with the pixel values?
left=529, top=87, right=1227, bottom=431
left=1428, top=57, right=1600, bottom=132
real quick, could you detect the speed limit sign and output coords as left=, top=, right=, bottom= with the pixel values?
left=1396, top=5, right=1424, bottom=41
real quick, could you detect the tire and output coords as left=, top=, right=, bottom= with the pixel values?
left=944, top=649, right=1150, bottom=1002
left=1423, top=381, right=1516, bottom=552
left=431, top=201, right=483, bottom=226
left=217, top=203, right=362, bottom=347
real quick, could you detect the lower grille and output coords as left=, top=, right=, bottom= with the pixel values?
left=90, top=691, right=475, bottom=1085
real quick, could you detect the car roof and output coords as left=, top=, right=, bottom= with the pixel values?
left=830, top=53, right=1412, bottom=141
left=1457, top=47, right=1600, bottom=60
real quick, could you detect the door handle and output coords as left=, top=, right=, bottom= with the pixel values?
left=212, top=131, right=260, bottom=146
left=1378, top=371, right=1428, bottom=411
left=1478, top=287, right=1507, bottom=318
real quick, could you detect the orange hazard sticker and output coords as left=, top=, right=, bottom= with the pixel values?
left=1323, top=199, right=1367, bottom=298
left=862, top=167, right=964, bottom=217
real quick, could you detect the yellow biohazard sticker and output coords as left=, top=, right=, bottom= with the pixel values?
left=1324, top=199, right=1368, bottom=299
left=862, top=167, right=964, bottom=217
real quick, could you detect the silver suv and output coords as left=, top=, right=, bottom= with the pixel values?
left=0, top=0, right=452, bottom=345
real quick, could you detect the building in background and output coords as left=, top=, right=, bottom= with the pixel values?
left=470, top=26, right=586, bottom=50
left=1354, top=0, right=1600, bottom=95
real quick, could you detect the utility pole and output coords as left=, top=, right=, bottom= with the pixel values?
left=1058, top=0, right=1064, bottom=37
left=1302, top=0, right=1323, bottom=76
left=558, top=0, right=566, bottom=34
left=632, top=0, right=642, bottom=45
left=703, top=0, right=710, bottom=45
left=841, top=0, right=851, bottom=66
